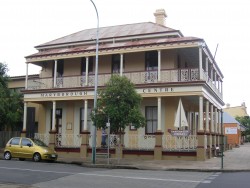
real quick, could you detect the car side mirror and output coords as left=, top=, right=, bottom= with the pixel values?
left=27, top=143, right=32, bottom=147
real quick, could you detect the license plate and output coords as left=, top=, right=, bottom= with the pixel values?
left=51, top=154, right=56, bottom=158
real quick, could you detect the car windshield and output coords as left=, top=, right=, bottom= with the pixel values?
left=32, top=139, right=48, bottom=147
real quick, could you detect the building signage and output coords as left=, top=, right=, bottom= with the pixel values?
left=25, top=87, right=176, bottom=99
left=225, top=127, right=237, bottom=135
left=40, top=91, right=88, bottom=98
left=168, top=129, right=190, bottom=136
left=141, top=87, right=174, bottom=93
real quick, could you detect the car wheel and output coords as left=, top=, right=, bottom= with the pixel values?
left=33, top=153, right=41, bottom=162
left=19, top=158, right=25, bottom=161
left=4, top=152, right=11, bottom=160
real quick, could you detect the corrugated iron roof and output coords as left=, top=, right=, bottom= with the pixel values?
left=36, top=22, right=177, bottom=48
left=26, top=36, right=202, bottom=59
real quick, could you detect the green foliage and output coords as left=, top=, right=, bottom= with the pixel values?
left=0, top=62, right=23, bottom=131
left=91, top=75, right=145, bottom=134
left=235, top=116, right=250, bottom=136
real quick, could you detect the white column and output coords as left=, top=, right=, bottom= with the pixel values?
left=198, top=96, right=204, bottom=131
left=120, top=54, right=123, bottom=76
left=206, top=101, right=209, bottom=132
left=52, top=101, right=56, bottom=131
left=25, top=63, right=29, bottom=89
left=158, top=50, right=161, bottom=81
left=221, top=81, right=223, bottom=97
left=215, top=108, right=218, bottom=133
left=215, top=73, right=217, bottom=88
left=199, top=47, right=203, bottom=80
left=210, top=104, right=214, bottom=133
left=157, top=97, right=162, bottom=131
left=218, top=109, right=221, bottom=134
left=84, top=100, right=88, bottom=131
left=53, top=60, right=57, bottom=88
left=23, top=102, right=27, bottom=131
left=218, top=78, right=221, bottom=93
left=211, top=67, right=213, bottom=81
left=85, top=57, right=89, bottom=85
left=205, top=58, right=208, bottom=73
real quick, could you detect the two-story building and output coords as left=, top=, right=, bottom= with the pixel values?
left=22, top=9, right=224, bottom=161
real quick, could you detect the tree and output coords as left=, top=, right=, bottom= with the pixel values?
left=235, top=116, right=250, bottom=137
left=91, top=75, right=145, bottom=134
left=0, top=62, right=23, bottom=131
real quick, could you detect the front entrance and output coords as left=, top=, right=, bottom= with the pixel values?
left=26, top=107, right=37, bottom=138
left=51, top=108, right=62, bottom=146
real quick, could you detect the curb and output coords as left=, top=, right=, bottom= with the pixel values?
left=55, top=160, right=250, bottom=172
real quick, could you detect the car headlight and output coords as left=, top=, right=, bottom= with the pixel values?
left=43, top=149, right=48, bottom=153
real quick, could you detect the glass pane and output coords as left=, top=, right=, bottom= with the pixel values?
left=153, top=121, right=157, bottom=133
left=146, top=121, right=152, bottom=133
left=152, top=107, right=157, bottom=119
left=146, top=107, right=152, bottom=119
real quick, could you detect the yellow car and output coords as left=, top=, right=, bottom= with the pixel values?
left=3, top=137, right=57, bottom=162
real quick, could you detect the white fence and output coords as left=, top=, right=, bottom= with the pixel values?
left=55, top=134, right=82, bottom=148
left=124, top=134, right=155, bottom=150
left=34, top=133, right=198, bottom=152
left=34, top=133, right=50, bottom=145
left=162, top=135, right=197, bottom=151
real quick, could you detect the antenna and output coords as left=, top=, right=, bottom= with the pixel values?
left=214, top=43, right=219, bottom=59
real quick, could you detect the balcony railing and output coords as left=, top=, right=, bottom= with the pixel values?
left=26, top=68, right=221, bottom=97
left=162, top=135, right=198, bottom=151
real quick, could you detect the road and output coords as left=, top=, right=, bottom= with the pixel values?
left=0, top=160, right=249, bottom=188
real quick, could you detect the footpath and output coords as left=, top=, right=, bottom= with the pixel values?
left=56, top=143, right=250, bottom=172
left=1, top=143, right=250, bottom=187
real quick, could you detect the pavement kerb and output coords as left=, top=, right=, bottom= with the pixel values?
left=54, top=159, right=250, bottom=172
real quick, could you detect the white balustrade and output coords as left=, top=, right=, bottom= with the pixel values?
left=55, top=134, right=81, bottom=148
left=26, top=68, right=221, bottom=100
left=34, top=133, right=50, bottom=145
left=162, top=135, right=197, bottom=151
left=124, top=134, right=155, bottom=150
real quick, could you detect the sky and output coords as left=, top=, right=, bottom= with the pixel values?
left=0, top=0, right=249, bottom=112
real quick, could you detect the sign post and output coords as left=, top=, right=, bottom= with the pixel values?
left=106, top=118, right=110, bottom=165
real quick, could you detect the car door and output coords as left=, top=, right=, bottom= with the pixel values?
left=20, top=138, right=33, bottom=159
left=8, top=137, right=21, bottom=158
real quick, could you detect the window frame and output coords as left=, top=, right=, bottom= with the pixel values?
left=80, top=107, right=92, bottom=133
left=145, top=106, right=158, bottom=134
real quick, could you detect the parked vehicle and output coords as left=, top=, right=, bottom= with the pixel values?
left=3, top=137, right=57, bottom=162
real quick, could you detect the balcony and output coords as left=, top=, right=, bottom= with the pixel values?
left=27, top=68, right=221, bottom=97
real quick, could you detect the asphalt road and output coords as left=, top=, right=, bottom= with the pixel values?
left=0, top=160, right=249, bottom=188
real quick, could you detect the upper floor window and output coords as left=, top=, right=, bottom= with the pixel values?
left=145, top=51, right=158, bottom=71
left=81, top=57, right=94, bottom=75
left=112, top=54, right=125, bottom=74
left=112, top=54, right=120, bottom=73
left=145, top=106, right=157, bottom=134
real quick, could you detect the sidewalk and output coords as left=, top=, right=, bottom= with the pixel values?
left=56, top=143, right=250, bottom=172
left=2, top=143, right=250, bottom=172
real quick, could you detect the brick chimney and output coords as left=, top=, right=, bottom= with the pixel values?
left=154, top=9, right=167, bottom=26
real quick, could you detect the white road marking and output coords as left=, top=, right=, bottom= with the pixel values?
left=0, top=166, right=201, bottom=183
left=201, top=180, right=211, bottom=184
left=78, top=172, right=201, bottom=183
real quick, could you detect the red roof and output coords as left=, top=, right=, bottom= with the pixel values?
left=26, top=22, right=203, bottom=59
left=36, top=22, right=177, bottom=48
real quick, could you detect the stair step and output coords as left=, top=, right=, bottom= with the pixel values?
left=96, top=153, right=110, bottom=158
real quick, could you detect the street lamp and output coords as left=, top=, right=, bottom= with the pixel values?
left=89, top=0, right=99, bottom=164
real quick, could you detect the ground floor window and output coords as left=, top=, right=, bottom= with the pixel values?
left=145, top=106, right=157, bottom=134
left=80, top=108, right=92, bottom=132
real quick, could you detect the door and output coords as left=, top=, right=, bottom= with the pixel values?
left=8, top=137, right=21, bottom=158
left=19, top=138, right=33, bottom=159
left=26, top=107, right=35, bottom=138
